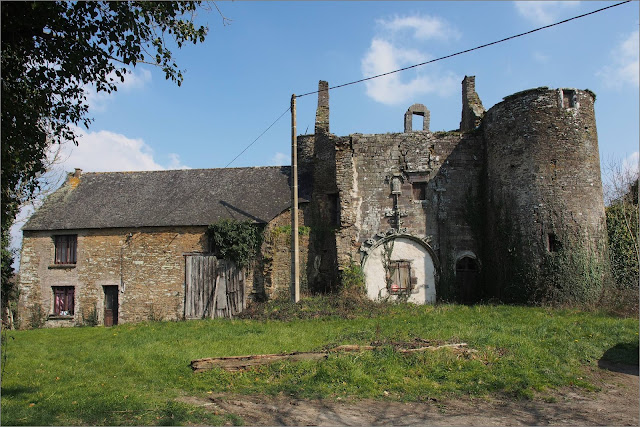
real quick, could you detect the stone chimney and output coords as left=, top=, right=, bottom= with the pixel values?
left=460, top=76, right=485, bottom=132
left=69, top=168, right=82, bottom=189
left=315, top=80, right=329, bottom=134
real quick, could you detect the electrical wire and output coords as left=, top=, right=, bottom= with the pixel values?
left=224, top=106, right=291, bottom=168
left=224, top=0, right=629, bottom=166
left=296, top=0, right=631, bottom=98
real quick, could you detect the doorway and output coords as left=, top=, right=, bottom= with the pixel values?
left=104, top=286, right=119, bottom=326
left=455, top=257, right=479, bottom=304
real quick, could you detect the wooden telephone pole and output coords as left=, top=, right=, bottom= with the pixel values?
left=290, top=94, right=300, bottom=303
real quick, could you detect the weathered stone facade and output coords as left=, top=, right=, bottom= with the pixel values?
left=302, top=77, right=608, bottom=304
left=18, top=167, right=301, bottom=328
left=18, top=76, right=610, bottom=327
left=258, top=205, right=310, bottom=299
left=19, top=227, right=207, bottom=327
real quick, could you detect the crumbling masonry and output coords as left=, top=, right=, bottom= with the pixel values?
left=302, top=77, right=609, bottom=304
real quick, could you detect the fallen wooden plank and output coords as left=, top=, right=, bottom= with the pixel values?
left=191, top=342, right=471, bottom=373
left=191, top=351, right=328, bottom=373
left=398, top=343, right=469, bottom=353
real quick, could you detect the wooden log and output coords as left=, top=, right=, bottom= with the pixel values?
left=191, top=351, right=328, bottom=373
left=191, top=343, right=471, bottom=373
left=398, top=343, right=470, bottom=354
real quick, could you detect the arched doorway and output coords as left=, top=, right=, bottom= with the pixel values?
left=362, top=235, right=437, bottom=304
left=455, top=256, right=480, bottom=304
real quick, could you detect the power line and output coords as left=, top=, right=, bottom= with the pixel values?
left=296, top=0, right=631, bottom=98
left=224, top=0, right=629, bottom=167
left=224, top=106, right=291, bottom=168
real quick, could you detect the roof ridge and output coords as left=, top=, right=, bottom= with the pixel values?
left=76, top=165, right=291, bottom=175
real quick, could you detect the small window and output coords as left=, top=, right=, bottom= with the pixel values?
left=54, top=235, right=77, bottom=264
left=412, top=182, right=427, bottom=200
left=53, top=286, right=75, bottom=316
left=388, top=261, right=412, bottom=294
left=328, top=193, right=340, bottom=226
left=547, top=233, right=561, bottom=252
left=562, top=90, right=576, bottom=108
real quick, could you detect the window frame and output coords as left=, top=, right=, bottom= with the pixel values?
left=54, top=235, right=77, bottom=265
left=388, top=260, right=412, bottom=295
left=52, top=286, right=75, bottom=316
left=411, top=182, right=427, bottom=201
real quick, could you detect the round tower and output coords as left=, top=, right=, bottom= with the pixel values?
left=482, top=87, right=609, bottom=303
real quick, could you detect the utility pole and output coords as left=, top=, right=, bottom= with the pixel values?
left=290, top=94, right=300, bottom=303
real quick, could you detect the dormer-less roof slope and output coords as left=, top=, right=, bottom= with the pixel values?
left=23, top=166, right=304, bottom=231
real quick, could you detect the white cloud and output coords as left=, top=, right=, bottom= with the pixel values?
left=362, top=38, right=459, bottom=105
left=597, top=30, right=639, bottom=89
left=11, top=127, right=189, bottom=268
left=532, top=51, right=550, bottom=63
left=167, top=153, right=191, bottom=170
left=361, top=13, right=461, bottom=105
left=376, top=14, right=461, bottom=41
left=271, top=152, right=289, bottom=166
left=84, top=67, right=152, bottom=112
left=56, top=126, right=164, bottom=172
left=514, top=1, right=580, bottom=26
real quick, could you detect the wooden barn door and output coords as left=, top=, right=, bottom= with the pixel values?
left=184, top=255, right=246, bottom=319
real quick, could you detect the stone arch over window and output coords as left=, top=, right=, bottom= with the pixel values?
left=454, top=251, right=481, bottom=304
left=362, top=234, right=438, bottom=304
left=404, top=104, right=430, bottom=132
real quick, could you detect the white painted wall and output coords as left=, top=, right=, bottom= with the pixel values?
left=362, top=237, right=436, bottom=304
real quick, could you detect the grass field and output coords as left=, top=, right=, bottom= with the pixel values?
left=1, top=301, right=638, bottom=426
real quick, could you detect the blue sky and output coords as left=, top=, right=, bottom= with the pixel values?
left=11, top=1, right=640, bottom=263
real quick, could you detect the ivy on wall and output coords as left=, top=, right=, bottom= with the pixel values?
left=207, top=219, right=263, bottom=269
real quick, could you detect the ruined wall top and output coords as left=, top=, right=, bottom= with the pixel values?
left=404, top=103, right=430, bottom=133
left=460, top=76, right=485, bottom=132
left=315, top=80, right=329, bottom=134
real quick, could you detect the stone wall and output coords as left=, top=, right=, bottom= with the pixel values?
left=306, top=81, right=340, bottom=293
left=18, top=226, right=208, bottom=327
left=483, top=87, right=608, bottom=303
left=259, top=205, right=310, bottom=299
left=333, top=129, right=484, bottom=300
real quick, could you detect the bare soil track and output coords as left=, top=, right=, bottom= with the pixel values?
left=179, top=362, right=638, bottom=426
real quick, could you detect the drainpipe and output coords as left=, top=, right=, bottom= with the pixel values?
left=120, top=233, right=133, bottom=293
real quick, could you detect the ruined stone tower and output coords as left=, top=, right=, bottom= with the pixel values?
left=483, top=87, right=608, bottom=302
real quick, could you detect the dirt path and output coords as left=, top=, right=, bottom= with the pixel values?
left=179, top=363, right=639, bottom=426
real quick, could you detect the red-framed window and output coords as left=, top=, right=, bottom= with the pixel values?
left=54, top=235, right=77, bottom=264
left=53, top=286, right=75, bottom=316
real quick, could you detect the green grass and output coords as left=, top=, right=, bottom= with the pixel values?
left=1, top=302, right=638, bottom=425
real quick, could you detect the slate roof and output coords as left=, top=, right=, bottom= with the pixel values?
left=23, top=166, right=308, bottom=231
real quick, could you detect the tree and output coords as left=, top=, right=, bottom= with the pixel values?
left=602, top=157, right=638, bottom=314
left=1, top=1, right=212, bottom=325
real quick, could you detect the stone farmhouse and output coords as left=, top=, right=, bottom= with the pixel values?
left=18, top=76, right=609, bottom=327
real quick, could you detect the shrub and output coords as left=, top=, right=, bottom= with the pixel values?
left=28, top=304, right=46, bottom=329
left=207, top=219, right=263, bottom=269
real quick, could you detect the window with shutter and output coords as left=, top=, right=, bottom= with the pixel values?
left=389, top=261, right=412, bottom=294
left=54, top=235, right=77, bottom=264
left=53, top=286, right=75, bottom=316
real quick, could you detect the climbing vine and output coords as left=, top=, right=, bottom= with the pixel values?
left=207, top=219, right=263, bottom=269
left=381, top=239, right=395, bottom=293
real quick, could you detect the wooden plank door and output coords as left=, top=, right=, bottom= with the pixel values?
left=104, top=286, right=119, bottom=326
